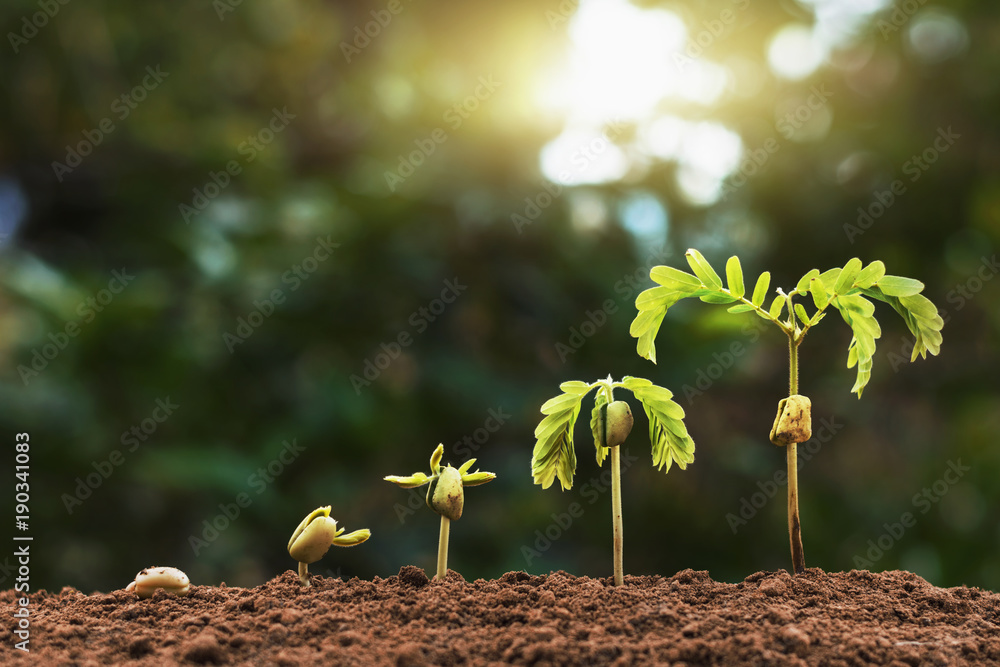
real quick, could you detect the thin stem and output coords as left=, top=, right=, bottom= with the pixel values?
left=789, top=332, right=799, bottom=395
left=611, top=445, right=624, bottom=586
left=786, top=334, right=806, bottom=574
left=436, top=515, right=450, bottom=580
left=599, top=380, right=625, bottom=586
left=298, top=561, right=310, bottom=587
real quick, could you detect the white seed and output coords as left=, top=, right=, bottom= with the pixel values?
left=129, top=566, right=190, bottom=598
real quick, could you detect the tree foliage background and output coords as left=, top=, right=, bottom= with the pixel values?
left=1, top=0, right=999, bottom=593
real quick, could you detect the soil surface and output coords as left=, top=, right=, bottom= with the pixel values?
left=3, top=567, right=998, bottom=665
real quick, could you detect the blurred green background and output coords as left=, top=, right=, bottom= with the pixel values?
left=1, top=0, right=998, bottom=594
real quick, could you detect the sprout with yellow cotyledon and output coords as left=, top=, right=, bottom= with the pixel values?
left=385, top=443, right=495, bottom=580
left=288, top=506, right=370, bottom=586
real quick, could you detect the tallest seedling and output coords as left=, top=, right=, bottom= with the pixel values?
left=630, top=249, right=943, bottom=573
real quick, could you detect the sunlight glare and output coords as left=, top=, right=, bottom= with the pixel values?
left=540, top=127, right=629, bottom=185
left=675, top=122, right=743, bottom=205
left=537, top=0, right=686, bottom=124
left=767, top=24, right=826, bottom=80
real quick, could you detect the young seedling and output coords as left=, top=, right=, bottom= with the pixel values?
left=530, top=375, right=696, bottom=585
left=125, top=566, right=190, bottom=598
left=630, top=249, right=944, bottom=573
left=288, top=506, right=370, bottom=586
left=385, top=444, right=495, bottom=580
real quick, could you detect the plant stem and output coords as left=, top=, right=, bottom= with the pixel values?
left=786, top=333, right=806, bottom=574
left=298, top=562, right=310, bottom=587
left=436, top=515, right=450, bottom=580
left=611, top=444, right=624, bottom=586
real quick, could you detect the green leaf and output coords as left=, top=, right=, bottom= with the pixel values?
left=590, top=391, right=610, bottom=466
left=860, top=287, right=943, bottom=361
left=898, top=293, right=944, bottom=359
left=699, top=292, right=738, bottom=304
left=384, top=472, right=431, bottom=489
left=794, top=303, right=811, bottom=327
left=630, top=385, right=696, bottom=474
left=795, top=269, right=820, bottom=294
left=809, top=278, right=829, bottom=310
left=834, top=258, right=863, bottom=294
left=899, top=292, right=939, bottom=320
left=855, top=260, right=886, bottom=289
left=620, top=376, right=653, bottom=390
left=541, top=392, right=586, bottom=415
left=636, top=313, right=666, bottom=364
left=531, top=387, right=592, bottom=490
left=878, top=275, right=925, bottom=297
left=727, top=303, right=755, bottom=313
left=768, top=295, right=786, bottom=320
left=817, top=268, right=841, bottom=291
left=649, top=266, right=702, bottom=291
left=558, top=380, right=593, bottom=395
left=685, top=249, right=723, bottom=290
left=635, top=286, right=684, bottom=311
left=751, top=272, right=770, bottom=307
left=837, top=294, right=875, bottom=318
left=726, top=256, right=745, bottom=299
left=629, top=306, right=663, bottom=338
left=834, top=295, right=882, bottom=397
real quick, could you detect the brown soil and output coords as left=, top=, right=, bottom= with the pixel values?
left=3, top=567, right=998, bottom=665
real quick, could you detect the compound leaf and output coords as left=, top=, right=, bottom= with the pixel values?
left=532, top=385, right=594, bottom=490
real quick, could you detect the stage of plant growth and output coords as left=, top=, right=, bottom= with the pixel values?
left=629, top=250, right=944, bottom=573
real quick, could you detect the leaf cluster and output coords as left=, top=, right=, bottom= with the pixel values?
left=630, top=249, right=944, bottom=396
left=531, top=376, right=695, bottom=490
left=385, top=443, right=495, bottom=489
